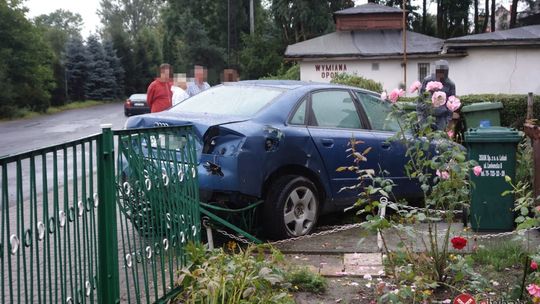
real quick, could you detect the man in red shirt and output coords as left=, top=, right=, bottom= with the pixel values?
left=146, top=63, right=173, bottom=113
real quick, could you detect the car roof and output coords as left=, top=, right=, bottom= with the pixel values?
left=130, top=93, right=147, bottom=98
left=226, top=80, right=379, bottom=96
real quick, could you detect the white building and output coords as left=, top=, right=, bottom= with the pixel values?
left=285, top=3, right=540, bottom=96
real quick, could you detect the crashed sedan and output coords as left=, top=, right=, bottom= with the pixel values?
left=125, top=80, right=419, bottom=239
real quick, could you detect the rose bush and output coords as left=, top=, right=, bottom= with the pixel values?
left=341, top=79, right=484, bottom=301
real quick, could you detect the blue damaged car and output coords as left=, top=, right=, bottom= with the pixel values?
left=125, top=80, right=420, bottom=239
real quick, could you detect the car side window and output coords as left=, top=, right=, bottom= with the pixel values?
left=289, top=98, right=307, bottom=125
left=355, top=92, right=400, bottom=132
left=310, top=90, right=362, bottom=129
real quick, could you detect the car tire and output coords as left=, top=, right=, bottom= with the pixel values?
left=124, top=110, right=130, bottom=117
left=263, top=175, right=319, bottom=239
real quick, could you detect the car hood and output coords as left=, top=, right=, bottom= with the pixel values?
left=125, top=111, right=250, bottom=138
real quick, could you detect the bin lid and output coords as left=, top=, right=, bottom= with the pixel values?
left=464, top=126, right=523, bottom=143
left=461, top=101, right=503, bottom=113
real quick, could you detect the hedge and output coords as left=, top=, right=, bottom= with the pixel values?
left=330, top=73, right=383, bottom=93
left=399, top=94, right=540, bottom=129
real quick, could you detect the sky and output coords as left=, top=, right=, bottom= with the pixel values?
left=24, top=0, right=516, bottom=38
left=25, top=0, right=102, bottom=37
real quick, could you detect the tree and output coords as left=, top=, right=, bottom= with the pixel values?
left=482, top=0, right=490, bottom=32
left=64, top=36, right=88, bottom=101
left=34, top=9, right=83, bottom=105
left=491, top=0, right=496, bottom=32
left=85, top=35, right=116, bottom=100
left=474, top=0, right=479, bottom=33
left=163, top=1, right=225, bottom=84
left=133, top=28, right=163, bottom=92
left=238, top=2, right=284, bottom=79
left=98, top=0, right=161, bottom=40
left=104, top=40, right=125, bottom=98
left=0, top=0, right=54, bottom=117
left=239, top=32, right=282, bottom=79
left=270, top=0, right=354, bottom=45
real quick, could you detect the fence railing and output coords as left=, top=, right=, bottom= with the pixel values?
left=0, top=124, right=201, bottom=303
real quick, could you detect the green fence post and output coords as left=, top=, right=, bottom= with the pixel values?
left=97, top=124, right=120, bottom=303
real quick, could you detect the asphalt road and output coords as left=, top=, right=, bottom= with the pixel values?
left=0, top=102, right=128, bottom=157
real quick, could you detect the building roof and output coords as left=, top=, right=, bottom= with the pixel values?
left=334, top=3, right=403, bottom=15
left=445, top=24, right=540, bottom=47
left=284, top=30, right=443, bottom=59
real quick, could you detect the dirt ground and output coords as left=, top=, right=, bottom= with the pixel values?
left=294, top=277, right=374, bottom=304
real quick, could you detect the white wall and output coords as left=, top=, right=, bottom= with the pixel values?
left=446, top=48, right=540, bottom=95
left=299, top=47, right=540, bottom=96
left=299, top=58, right=429, bottom=96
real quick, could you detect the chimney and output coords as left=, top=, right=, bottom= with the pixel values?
left=334, top=3, right=405, bottom=31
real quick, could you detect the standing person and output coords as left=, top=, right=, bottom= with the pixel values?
left=171, top=73, right=189, bottom=106
left=416, top=59, right=456, bottom=131
left=146, top=63, right=173, bottom=113
left=187, top=65, right=210, bottom=97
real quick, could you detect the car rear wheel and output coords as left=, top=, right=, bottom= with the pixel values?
left=263, top=175, right=319, bottom=239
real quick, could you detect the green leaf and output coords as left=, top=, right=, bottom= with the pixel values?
left=521, top=207, right=529, bottom=216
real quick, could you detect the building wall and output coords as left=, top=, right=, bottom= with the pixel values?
left=446, top=48, right=540, bottom=95
left=299, top=58, right=435, bottom=95
left=299, top=47, right=540, bottom=95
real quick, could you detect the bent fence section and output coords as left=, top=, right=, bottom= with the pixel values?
left=0, top=125, right=200, bottom=303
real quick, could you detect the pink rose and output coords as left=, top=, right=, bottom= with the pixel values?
left=473, top=165, right=482, bottom=176
left=436, top=170, right=450, bottom=180
left=527, top=284, right=540, bottom=298
left=447, top=130, right=454, bottom=138
left=388, top=88, right=404, bottom=103
left=380, top=91, right=387, bottom=100
left=409, top=81, right=422, bottom=93
left=531, top=260, right=538, bottom=271
left=426, top=81, right=443, bottom=92
left=446, top=95, right=461, bottom=112
left=432, top=91, right=447, bottom=107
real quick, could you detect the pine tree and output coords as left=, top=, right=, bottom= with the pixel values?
left=85, top=35, right=116, bottom=100
left=64, top=36, right=88, bottom=101
left=104, top=40, right=125, bottom=99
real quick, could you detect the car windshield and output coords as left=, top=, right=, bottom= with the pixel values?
left=170, top=85, right=285, bottom=116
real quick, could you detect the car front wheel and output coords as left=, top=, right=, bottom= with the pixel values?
left=263, top=175, right=319, bottom=239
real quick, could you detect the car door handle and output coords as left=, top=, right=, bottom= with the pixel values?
left=321, top=139, right=334, bottom=148
left=381, top=142, right=391, bottom=150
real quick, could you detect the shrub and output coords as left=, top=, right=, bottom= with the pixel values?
left=175, top=243, right=294, bottom=304
left=330, top=73, right=383, bottom=93
left=263, top=64, right=300, bottom=80
left=400, top=94, right=540, bottom=129
left=285, top=267, right=326, bottom=293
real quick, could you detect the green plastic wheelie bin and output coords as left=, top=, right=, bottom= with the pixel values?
left=464, top=127, right=523, bottom=231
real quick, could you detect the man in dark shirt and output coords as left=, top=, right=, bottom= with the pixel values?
left=416, top=60, right=456, bottom=131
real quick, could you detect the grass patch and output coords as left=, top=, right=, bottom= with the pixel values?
left=46, top=100, right=106, bottom=114
left=0, top=100, right=116, bottom=121
left=285, top=267, right=326, bottom=293
left=471, top=241, right=527, bottom=271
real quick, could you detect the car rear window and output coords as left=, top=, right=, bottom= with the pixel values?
left=170, top=85, right=285, bottom=116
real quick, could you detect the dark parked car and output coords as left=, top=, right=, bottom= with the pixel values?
left=124, top=93, right=150, bottom=116
left=125, top=80, right=421, bottom=239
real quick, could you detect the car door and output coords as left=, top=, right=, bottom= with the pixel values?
left=306, top=89, right=383, bottom=205
left=354, top=91, right=420, bottom=199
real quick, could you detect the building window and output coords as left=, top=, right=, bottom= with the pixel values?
left=418, top=63, right=430, bottom=81
left=371, top=63, right=379, bottom=71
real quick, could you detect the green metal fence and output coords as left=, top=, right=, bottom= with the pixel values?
left=0, top=125, right=200, bottom=303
